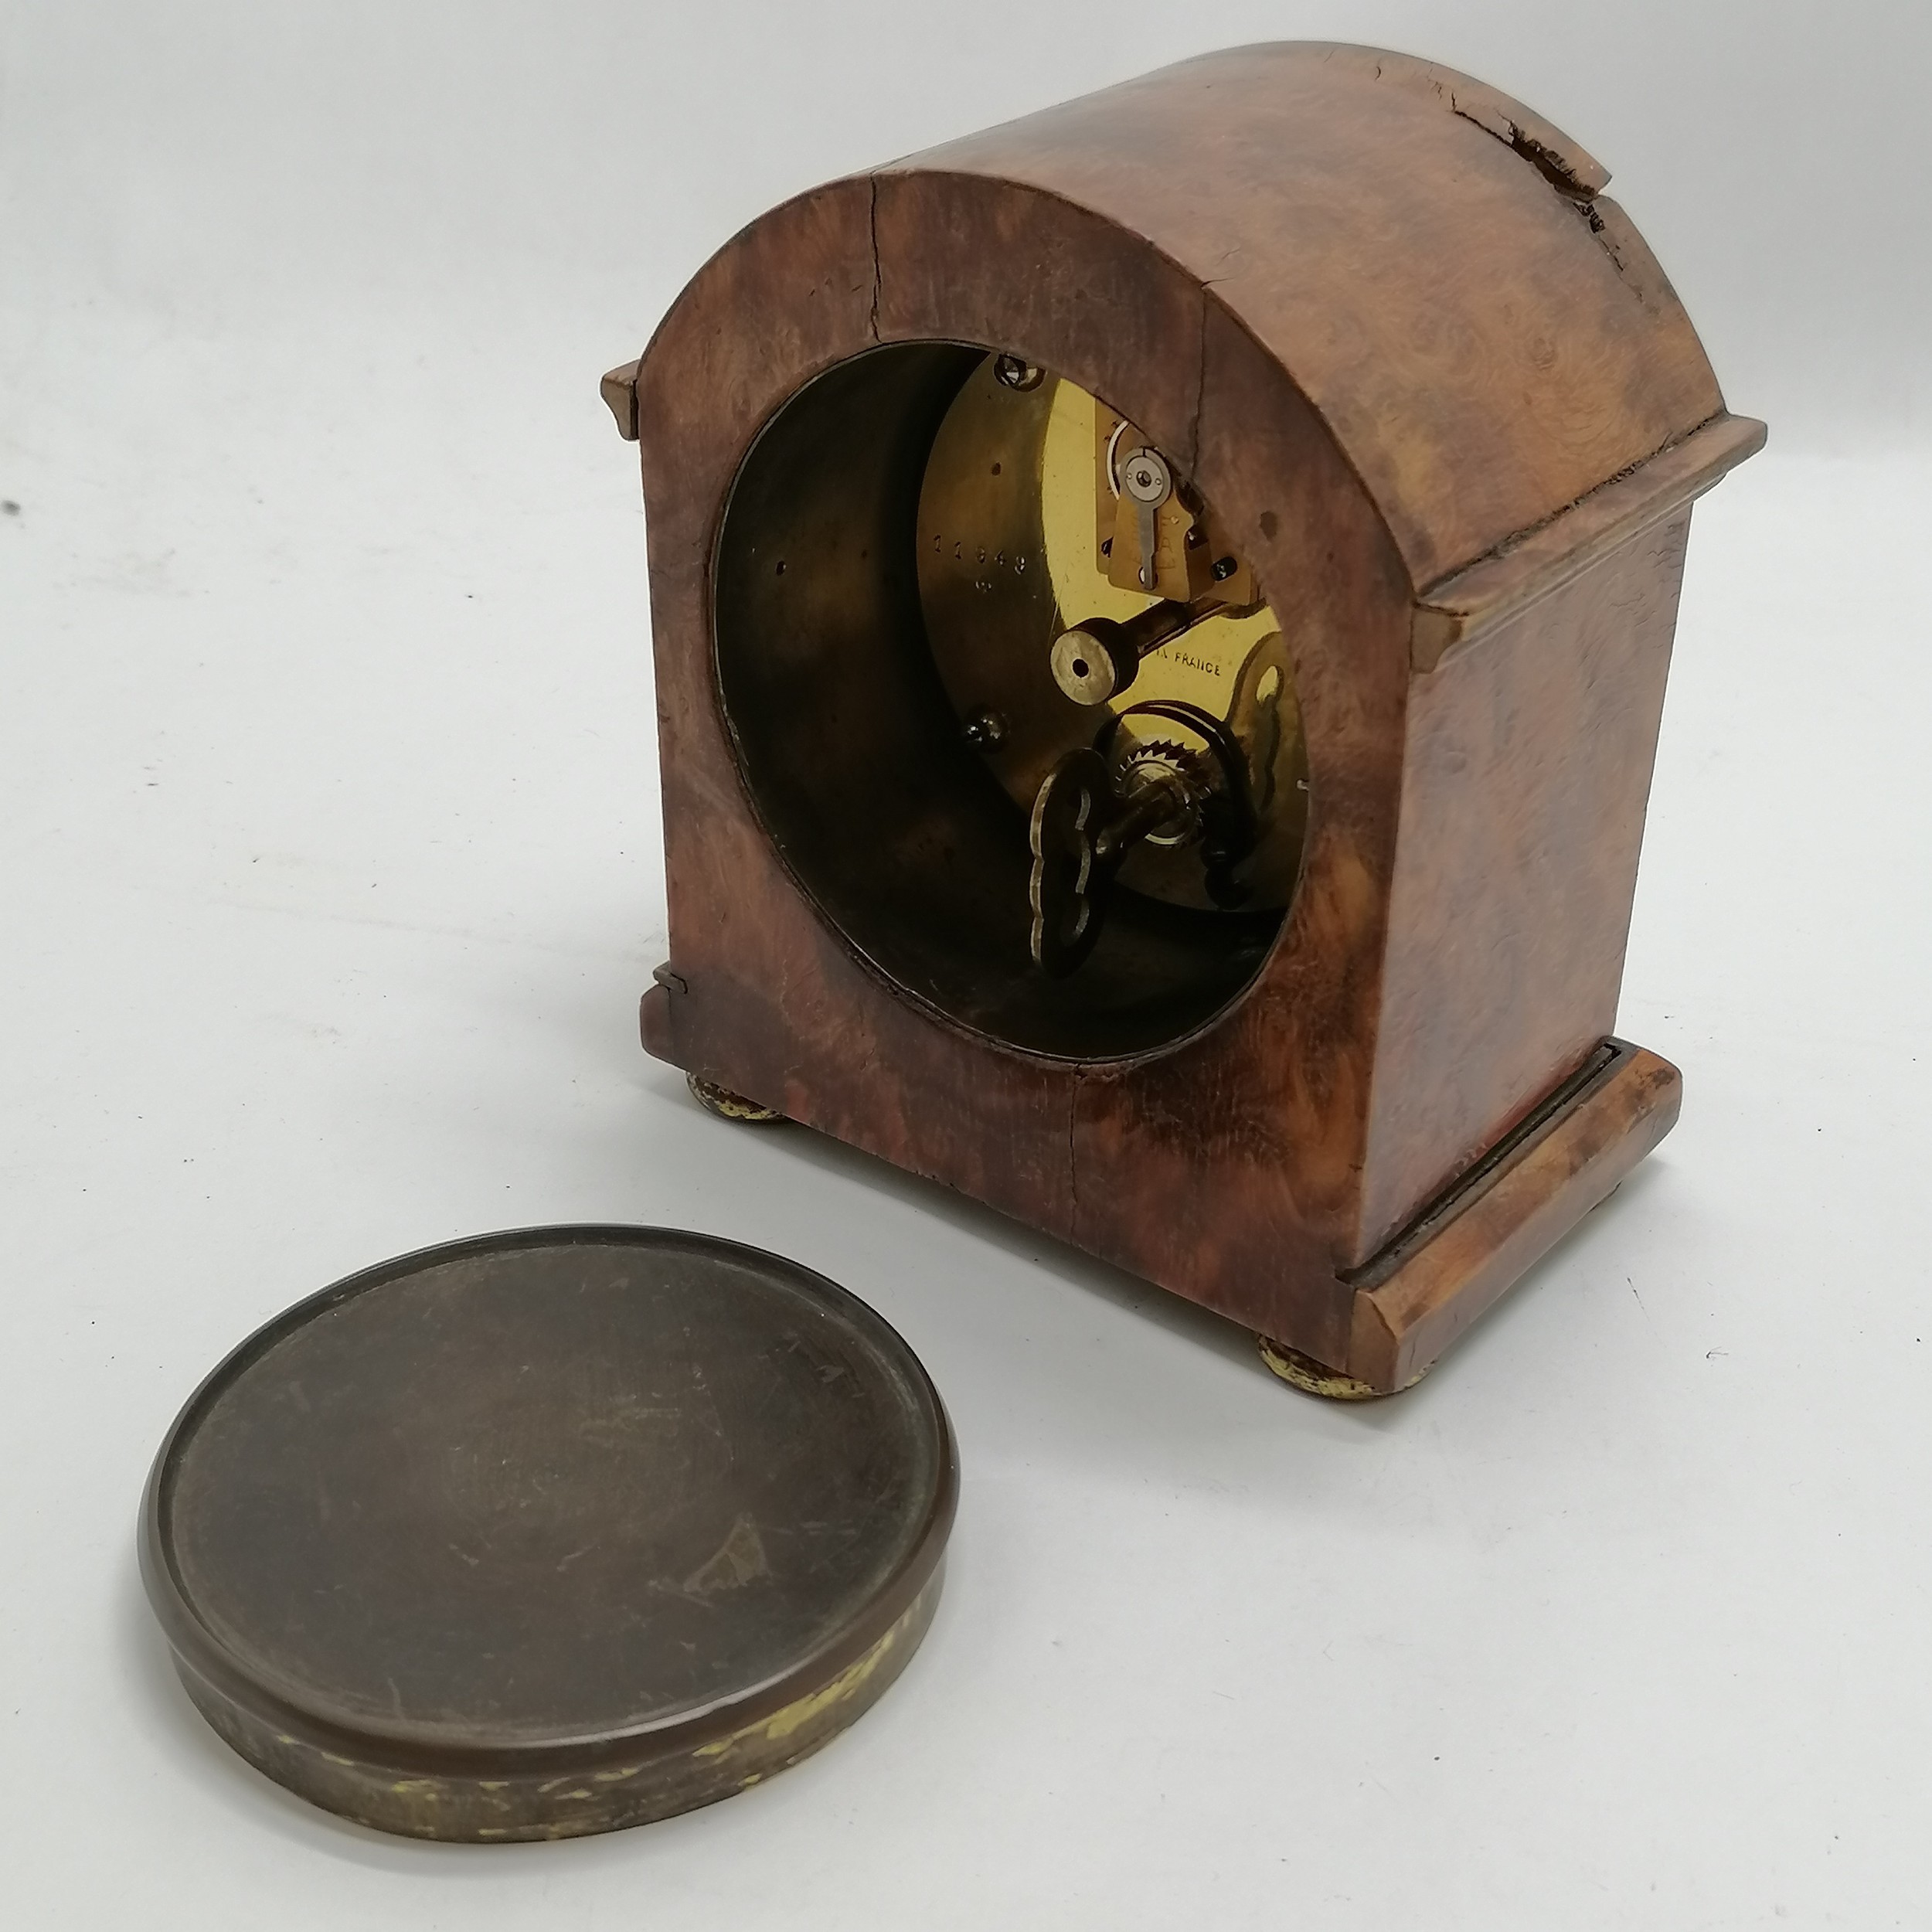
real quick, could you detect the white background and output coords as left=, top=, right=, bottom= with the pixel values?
left=2, top=3, right=1929, bottom=1927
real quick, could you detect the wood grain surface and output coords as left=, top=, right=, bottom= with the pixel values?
left=623, top=43, right=1762, bottom=1390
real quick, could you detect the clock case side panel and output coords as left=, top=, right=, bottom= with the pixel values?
left=1349, top=397, right=1764, bottom=1267
left=1354, top=511, right=1693, bottom=1260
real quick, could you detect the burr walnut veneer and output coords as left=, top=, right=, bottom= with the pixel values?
left=604, top=44, right=1762, bottom=1395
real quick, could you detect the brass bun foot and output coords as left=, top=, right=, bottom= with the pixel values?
left=1257, top=1335, right=1426, bottom=1401
left=687, top=1073, right=785, bottom=1124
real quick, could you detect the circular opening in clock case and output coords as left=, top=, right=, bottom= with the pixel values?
left=713, top=342, right=1308, bottom=1061
left=140, top=1226, right=956, bottom=1842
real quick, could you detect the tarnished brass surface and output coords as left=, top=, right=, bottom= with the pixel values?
left=141, top=1229, right=956, bottom=1841
left=915, top=357, right=1086, bottom=815
left=1090, top=403, right=1253, bottom=605
left=166, top=1567, right=945, bottom=1842
left=688, top=1073, right=784, bottom=1124
left=1257, top=1335, right=1425, bottom=1401
left=1049, top=597, right=1223, bottom=707
left=920, top=362, right=1307, bottom=923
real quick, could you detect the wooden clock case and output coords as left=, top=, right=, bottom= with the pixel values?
left=602, top=43, right=1763, bottom=1396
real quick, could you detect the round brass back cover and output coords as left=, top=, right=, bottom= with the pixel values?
left=140, top=1227, right=956, bottom=1842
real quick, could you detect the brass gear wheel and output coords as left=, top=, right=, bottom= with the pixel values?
left=1114, top=736, right=1213, bottom=847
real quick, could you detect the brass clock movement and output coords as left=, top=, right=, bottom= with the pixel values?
left=603, top=44, right=1762, bottom=1396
